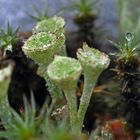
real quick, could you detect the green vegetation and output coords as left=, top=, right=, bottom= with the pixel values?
left=61, top=0, right=99, bottom=21
left=48, top=44, right=110, bottom=132
left=23, top=17, right=65, bottom=103
left=23, top=32, right=65, bottom=78
left=33, top=16, right=65, bottom=35
left=47, top=56, right=82, bottom=131
left=109, top=32, right=140, bottom=63
left=0, top=95, right=81, bottom=140
left=76, top=43, right=110, bottom=131
left=1, top=1, right=140, bottom=139
left=0, top=23, right=19, bottom=51
left=29, top=1, right=49, bottom=21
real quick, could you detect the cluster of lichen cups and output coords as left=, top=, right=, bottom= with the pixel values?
left=22, top=16, right=65, bottom=102
left=22, top=16, right=110, bottom=133
left=23, top=32, right=65, bottom=78
left=47, top=43, right=110, bottom=132
left=22, top=16, right=65, bottom=79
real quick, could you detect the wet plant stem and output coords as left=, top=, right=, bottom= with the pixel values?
left=77, top=73, right=98, bottom=132
left=64, top=89, right=78, bottom=132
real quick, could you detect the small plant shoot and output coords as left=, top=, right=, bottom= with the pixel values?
left=109, top=32, right=140, bottom=63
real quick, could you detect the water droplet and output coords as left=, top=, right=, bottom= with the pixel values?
left=125, top=32, right=134, bottom=42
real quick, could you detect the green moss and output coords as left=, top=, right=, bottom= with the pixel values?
left=109, top=33, right=140, bottom=63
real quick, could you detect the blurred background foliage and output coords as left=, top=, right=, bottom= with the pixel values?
left=0, top=0, right=140, bottom=39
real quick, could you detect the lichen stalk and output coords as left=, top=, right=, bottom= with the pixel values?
left=64, top=89, right=78, bottom=131
left=45, top=75, right=64, bottom=101
left=77, top=72, right=100, bottom=131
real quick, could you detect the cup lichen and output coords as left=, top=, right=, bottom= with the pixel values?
left=76, top=43, right=110, bottom=131
left=22, top=32, right=65, bottom=78
left=33, top=16, right=65, bottom=35
left=23, top=17, right=65, bottom=101
left=47, top=56, right=82, bottom=91
left=47, top=44, right=110, bottom=133
left=32, top=16, right=66, bottom=56
left=47, top=56, right=82, bottom=131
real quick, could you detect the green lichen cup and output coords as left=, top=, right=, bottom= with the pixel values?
left=32, top=16, right=66, bottom=56
left=33, top=16, right=65, bottom=35
left=22, top=32, right=65, bottom=78
left=47, top=56, right=82, bottom=131
left=77, top=43, right=110, bottom=79
left=77, top=43, right=110, bottom=131
left=47, top=56, right=82, bottom=91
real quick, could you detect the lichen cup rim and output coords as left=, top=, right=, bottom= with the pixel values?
left=77, top=43, right=110, bottom=69
left=47, top=55, right=82, bottom=82
left=47, top=55, right=82, bottom=92
left=22, top=31, right=65, bottom=78
left=22, top=32, right=64, bottom=52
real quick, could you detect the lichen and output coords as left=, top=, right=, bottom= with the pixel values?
left=76, top=43, right=110, bottom=131
left=47, top=56, right=82, bottom=91
left=22, top=32, right=65, bottom=78
left=47, top=56, right=82, bottom=131
left=24, top=32, right=55, bottom=48
left=33, top=16, right=65, bottom=35
left=77, top=43, right=110, bottom=73
left=47, top=44, right=110, bottom=132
